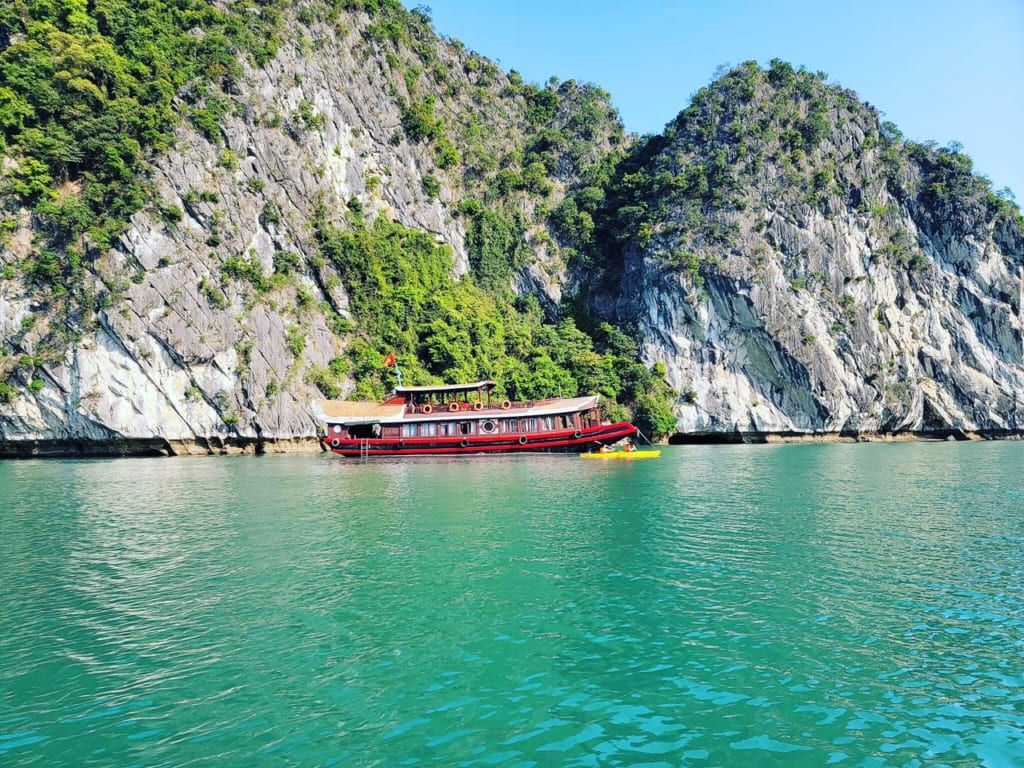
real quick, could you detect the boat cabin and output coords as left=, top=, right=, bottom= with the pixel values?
left=312, top=380, right=636, bottom=456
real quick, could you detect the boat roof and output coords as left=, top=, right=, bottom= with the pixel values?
left=314, top=400, right=406, bottom=421
left=312, top=395, right=599, bottom=425
left=394, top=380, right=496, bottom=394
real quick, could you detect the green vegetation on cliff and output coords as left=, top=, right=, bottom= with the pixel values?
left=555, top=59, right=1022, bottom=295
left=0, top=0, right=288, bottom=250
left=313, top=1, right=673, bottom=432
left=313, top=210, right=675, bottom=437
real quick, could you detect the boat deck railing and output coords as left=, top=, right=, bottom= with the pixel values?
left=405, top=398, right=562, bottom=415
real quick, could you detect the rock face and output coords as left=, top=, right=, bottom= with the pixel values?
left=621, top=208, right=1024, bottom=437
left=596, top=64, right=1024, bottom=438
left=0, top=8, right=617, bottom=455
left=1, top=15, right=1022, bottom=455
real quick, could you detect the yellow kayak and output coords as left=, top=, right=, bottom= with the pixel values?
left=581, top=450, right=661, bottom=460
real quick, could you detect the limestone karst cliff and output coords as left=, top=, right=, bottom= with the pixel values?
left=566, top=61, right=1024, bottom=438
left=1, top=2, right=1021, bottom=455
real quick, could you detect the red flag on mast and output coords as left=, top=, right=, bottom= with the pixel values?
left=382, top=353, right=397, bottom=368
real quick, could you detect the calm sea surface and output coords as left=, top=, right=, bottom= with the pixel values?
left=1, top=443, right=1023, bottom=766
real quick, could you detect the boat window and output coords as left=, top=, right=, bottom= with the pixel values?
left=459, top=421, right=471, bottom=435
left=542, top=416, right=553, bottom=431
left=420, top=422, right=436, bottom=437
left=402, top=423, right=416, bottom=437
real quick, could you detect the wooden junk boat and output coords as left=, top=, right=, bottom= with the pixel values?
left=314, top=380, right=637, bottom=457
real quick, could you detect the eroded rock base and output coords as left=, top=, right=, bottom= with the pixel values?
left=668, top=430, right=1024, bottom=445
left=0, top=436, right=324, bottom=459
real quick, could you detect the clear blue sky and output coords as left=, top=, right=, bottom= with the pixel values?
left=406, top=0, right=1024, bottom=200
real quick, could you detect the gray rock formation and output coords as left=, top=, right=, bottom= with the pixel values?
left=0, top=13, right=496, bottom=455
left=1, top=18, right=1021, bottom=455
left=598, top=64, right=1024, bottom=439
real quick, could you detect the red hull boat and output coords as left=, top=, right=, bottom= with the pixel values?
left=314, top=380, right=637, bottom=457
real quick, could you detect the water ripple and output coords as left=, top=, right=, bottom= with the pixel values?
left=1, top=443, right=1023, bottom=765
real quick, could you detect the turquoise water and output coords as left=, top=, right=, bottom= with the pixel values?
left=1, top=443, right=1023, bottom=766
